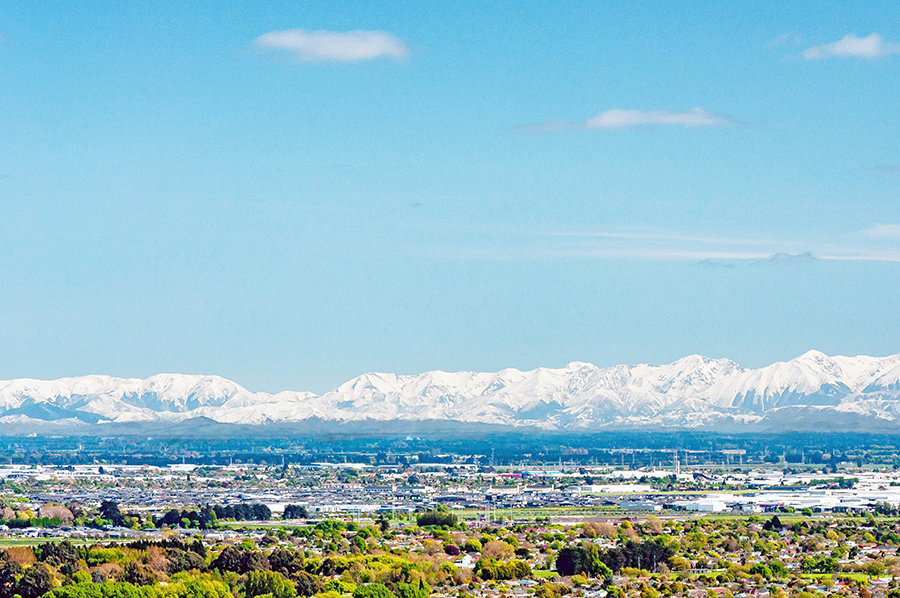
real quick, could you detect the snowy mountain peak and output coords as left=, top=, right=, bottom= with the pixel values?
left=2, top=351, right=900, bottom=433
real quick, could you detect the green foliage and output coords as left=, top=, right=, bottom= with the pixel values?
left=462, top=539, right=482, bottom=553
left=0, top=556, right=23, bottom=598
left=474, top=558, right=531, bottom=580
left=19, top=562, right=57, bottom=598
left=155, top=506, right=218, bottom=530
left=99, top=500, right=124, bottom=526
left=800, top=556, right=838, bottom=573
left=284, top=505, right=309, bottom=519
left=555, top=545, right=612, bottom=579
left=293, top=571, right=322, bottom=597
left=395, top=579, right=430, bottom=598
left=2, top=516, right=63, bottom=528
left=353, top=583, right=396, bottom=598
left=606, top=587, right=624, bottom=598
left=211, top=545, right=269, bottom=574
left=37, top=540, right=80, bottom=568
left=46, top=579, right=232, bottom=598
left=166, top=548, right=206, bottom=574
left=45, top=582, right=155, bottom=598
left=322, top=579, right=357, bottom=595
left=748, top=563, right=771, bottom=579
left=865, top=561, right=886, bottom=576
left=769, top=562, right=788, bottom=577
left=212, top=503, right=271, bottom=521
left=315, top=520, right=350, bottom=535
left=180, top=579, right=234, bottom=598
left=245, top=570, right=297, bottom=598
left=87, top=547, right=126, bottom=566
left=416, top=510, right=457, bottom=528
left=431, top=529, right=451, bottom=543
left=123, top=561, right=156, bottom=586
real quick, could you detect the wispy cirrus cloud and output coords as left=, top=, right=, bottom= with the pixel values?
left=587, top=108, right=733, bottom=129
left=864, top=224, right=900, bottom=239
left=865, top=165, right=900, bottom=176
left=253, top=29, right=409, bottom=62
left=769, top=32, right=803, bottom=47
left=697, top=252, right=817, bottom=269
left=433, top=225, right=900, bottom=264
left=803, top=33, right=900, bottom=59
left=516, top=108, right=735, bottom=134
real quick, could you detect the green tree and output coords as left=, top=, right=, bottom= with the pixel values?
left=416, top=510, right=457, bottom=528
left=98, top=500, right=124, bottom=526
left=269, top=548, right=305, bottom=578
left=353, top=583, right=396, bottom=598
left=396, top=580, right=430, bottom=598
left=245, top=570, right=297, bottom=598
left=462, top=539, right=482, bottom=553
left=293, top=571, right=322, bottom=597
left=182, top=579, right=233, bottom=598
left=284, top=505, right=308, bottom=520
left=123, top=561, right=156, bottom=586
left=377, top=514, right=391, bottom=533
left=211, top=545, right=269, bottom=574
left=556, top=548, right=585, bottom=577
left=19, top=562, right=57, bottom=598
left=583, top=544, right=613, bottom=580
left=865, top=561, right=886, bottom=577
left=0, top=558, right=23, bottom=598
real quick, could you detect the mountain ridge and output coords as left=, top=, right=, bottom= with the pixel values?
left=3, top=350, right=900, bottom=434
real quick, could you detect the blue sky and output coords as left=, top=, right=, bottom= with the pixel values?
left=1, top=1, right=899, bottom=393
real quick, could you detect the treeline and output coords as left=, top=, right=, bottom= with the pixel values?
left=416, top=510, right=458, bottom=528
left=8, top=529, right=457, bottom=598
left=283, top=504, right=309, bottom=519
left=0, top=516, right=63, bottom=528
left=0, top=539, right=212, bottom=598
left=556, top=540, right=673, bottom=577
left=126, top=538, right=207, bottom=556
left=874, top=501, right=900, bottom=517
left=212, top=503, right=272, bottom=521
left=152, top=503, right=273, bottom=529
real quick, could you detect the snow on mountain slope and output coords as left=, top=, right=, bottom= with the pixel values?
left=1, top=351, right=900, bottom=431
left=0, top=375, right=316, bottom=424
left=708, top=351, right=900, bottom=412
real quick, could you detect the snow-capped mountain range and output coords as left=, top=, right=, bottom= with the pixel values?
left=4, top=350, right=900, bottom=433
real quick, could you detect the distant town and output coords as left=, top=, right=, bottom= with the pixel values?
left=3, top=445, right=900, bottom=543
left=3, top=433, right=900, bottom=598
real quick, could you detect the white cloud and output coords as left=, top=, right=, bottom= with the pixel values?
left=253, top=29, right=409, bottom=62
left=555, top=230, right=775, bottom=246
left=755, top=252, right=816, bottom=265
left=864, top=224, right=900, bottom=239
left=803, top=33, right=900, bottom=59
left=585, top=108, right=733, bottom=129
left=516, top=108, right=734, bottom=134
